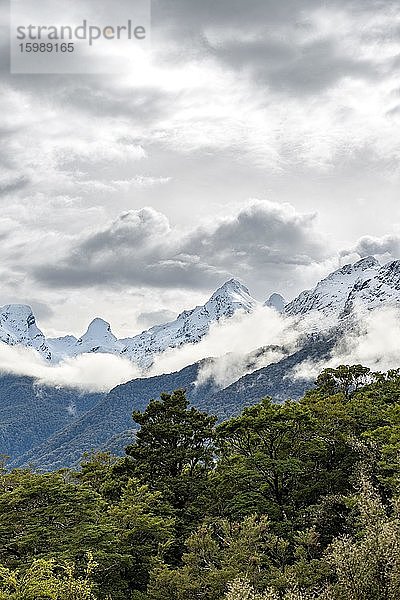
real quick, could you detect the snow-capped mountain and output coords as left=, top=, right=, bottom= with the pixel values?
left=285, top=256, right=400, bottom=323
left=1, top=258, right=400, bottom=368
left=118, top=278, right=257, bottom=366
left=342, top=260, right=400, bottom=315
left=285, top=256, right=381, bottom=320
left=0, top=304, right=52, bottom=360
left=46, top=279, right=256, bottom=366
left=48, top=318, right=125, bottom=358
left=265, top=293, right=286, bottom=313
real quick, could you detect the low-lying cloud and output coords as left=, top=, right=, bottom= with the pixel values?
left=0, top=305, right=307, bottom=393
left=0, top=344, right=141, bottom=392
left=195, top=346, right=286, bottom=390
left=147, top=305, right=322, bottom=387
left=293, top=306, right=400, bottom=381
left=0, top=300, right=398, bottom=395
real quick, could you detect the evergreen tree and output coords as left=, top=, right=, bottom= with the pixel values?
left=125, top=390, right=217, bottom=509
left=125, top=389, right=217, bottom=562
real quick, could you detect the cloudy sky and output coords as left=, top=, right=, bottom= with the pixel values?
left=0, top=0, right=400, bottom=338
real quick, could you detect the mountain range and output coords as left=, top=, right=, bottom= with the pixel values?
left=1, top=255, right=400, bottom=470
left=1, top=256, right=399, bottom=368
left=0, top=279, right=257, bottom=367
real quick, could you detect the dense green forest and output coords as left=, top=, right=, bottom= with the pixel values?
left=1, top=365, right=400, bottom=599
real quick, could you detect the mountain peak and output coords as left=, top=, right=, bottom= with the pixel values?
left=353, top=256, right=380, bottom=270
left=119, top=279, right=258, bottom=368
left=210, top=279, right=254, bottom=304
left=0, top=304, right=51, bottom=360
left=81, top=318, right=115, bottom=341
left=381, top=259, right=400, bottom=273
left=208, top=279, right=257, bottom=314
left=213, top=278, right=251, bottom=297
left=0, top=304, right=35, bottom=322
left=2, top=253, right=400, bottom=368
left=87, top=317, right=111, bottom=333
left=284, top=253, right=399, bottom=322
left=265, top=293, right=286, bottom=313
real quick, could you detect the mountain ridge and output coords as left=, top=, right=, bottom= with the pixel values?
left=0, top=279, right=257, bottom=367
left=1, top=256, right=400, bottom=372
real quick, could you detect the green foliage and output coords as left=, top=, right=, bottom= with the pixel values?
left=147, top=515, right=289, bottom=600
left=313, top=365, right=372, bottom=399
left=105, top=478, right=175, bottom=594
left=126, top=390, right=217, bottom=491
left=325, top=478, right=400, bottom=600
left=2, top=368, right=400, bottom=599
left=125, top=390, right=218, bottom=562
left=0, top=466, right=174, bottom=599
left=0, top=375, right=101, bottom=466
left=215, top=399, right=324, bottom=523
left=0, top=554, right=98, bottom=599
left=0, top=470, right=107, bottom=567
left=224, top=578, right=318, bottom=600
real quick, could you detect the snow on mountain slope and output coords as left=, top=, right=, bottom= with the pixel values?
left=265, top=293, right=286, bottom=313
left=2, top=259, right=400, bottom=369
left=285, top=257, right=381, bottom=321
left=120, top=279, right=258, bottom=367
left=45, top=279, right=257, bottom=366
left=46, top=335, right=78, bottom=356
left=48, top=318, right=125, bottom=358
left=342, top=260, right=400, bottom=315
left=78, top=318, right=125, bottom=353
left=0, top=305, right=52, bottom=360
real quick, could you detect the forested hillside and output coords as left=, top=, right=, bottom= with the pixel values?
left=1, top=365, right=400, bottom=599
left=8, top=335, right=327, bottom=471
left=0, top=375, right=101, bottom=460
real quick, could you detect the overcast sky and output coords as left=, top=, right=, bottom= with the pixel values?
left=0, top=0, right=399, bottom=338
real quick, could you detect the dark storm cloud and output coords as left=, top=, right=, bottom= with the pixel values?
left=33, top=202, right=328, bottom=292
left=182, top=202, right=326, bottom=269
left=33, top=207, right=229, bottom=290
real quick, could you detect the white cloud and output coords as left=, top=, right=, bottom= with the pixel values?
left=148, top=305, right=317, bottom=385
left=293, top=306, right=400, bottom=381
left=0, top=0, right=399, bottom=341
left=195, top=346, right=286, bottom=390
left=0, top=306, right=302, bottom=392
left=0, top=344, right=141, bottom=392
left=0, top=296, right=397, bottom=395
left=342, top=234, right=400, bottom=260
